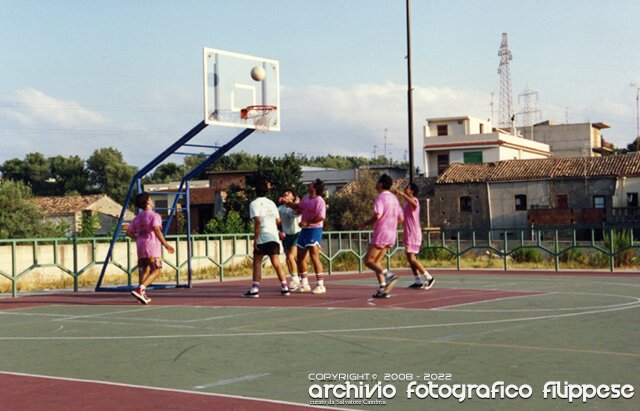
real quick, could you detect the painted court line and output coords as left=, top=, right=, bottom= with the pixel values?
left=0, top=299, right=638, bottom=341
left=432, top=292, right=556, bottom=310
left=438, top=292, right=640, bottom=312
left=194, top=372, right=271, bottom=389
left=0, top=371, right=352, bottom=411
left=51, top=306, right=171, bottom=322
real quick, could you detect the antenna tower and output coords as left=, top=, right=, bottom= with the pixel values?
left=497, top=33, right=513, bottom=129
left=517, top=85, right=541, bottom=128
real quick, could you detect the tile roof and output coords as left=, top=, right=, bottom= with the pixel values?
left=436, top=155, right=640, bottom=184
left=32, top=194, right=108, bottom=216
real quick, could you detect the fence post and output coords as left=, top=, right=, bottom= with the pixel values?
left=554, top=230, right=559, bottom=272
left=11, top=241, right=17, bottom=297
left=456, top=232, right=461, bottom=270
left=72, top=236, right=79, bottom=292
left=609, top=228, right=615, bottom=272
left=327, top=232, right=333, bottom=274
left=357, top=232, right=363, bottom=273
left=503, top=230, right=508, bottom=271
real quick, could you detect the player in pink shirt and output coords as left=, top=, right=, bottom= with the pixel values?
left=395, top=183, right=434, bottom=289
left=359, top=174, right=403, bottom=298
left=287, top=179, right=327, bottom=294
left=126, top=192, right=175, bottom=304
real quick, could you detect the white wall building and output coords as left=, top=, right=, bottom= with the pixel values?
left=517, top=121, right=613, bottom=158
left=423, top=116, right=551, bottom=177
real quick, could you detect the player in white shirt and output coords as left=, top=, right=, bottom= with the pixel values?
left=243, top=179, right=289, bottom=298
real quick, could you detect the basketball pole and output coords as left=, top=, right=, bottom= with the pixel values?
left=405, top=0, right=415, bottom=184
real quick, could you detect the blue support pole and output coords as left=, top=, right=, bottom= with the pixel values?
left=96, top=122, right=254, bottom=292
left=96, top=121, right=208, bottom=291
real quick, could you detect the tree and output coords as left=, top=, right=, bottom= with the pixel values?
left=49, top=155, right=91, bottom=195
left=326, top=171, right=379, bottom=230
left=203, top=210, right=247, bottom=234
left=0, top=180, right=68, bottom=239
left=79, top=212, right=101, bottom=237
left=86, top=147, right=137, bottom=203
left=0, top=153, right=55, bottom=196
left=144, top=163, right=185, bottom=184
left=626, top=138, right=640, bottom=153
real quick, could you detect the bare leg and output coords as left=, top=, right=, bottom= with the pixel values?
left=364, top=245, right=388, bottom=285
left=252, top=254, right=263, bottom=283
left=285, top=246, right=297, bottom=275
left=141, top=268, right=161, bottom=288
left=138, top=265, right=151, bottom=285
left=296, top=246, right=309, bottom=277
left=308, top=245, right=323, bottom=280
left=269, top=254, right=287, bottom=283
left=406, top=252, right=425, bottom=276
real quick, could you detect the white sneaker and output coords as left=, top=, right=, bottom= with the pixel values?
left=297, top=283, right=312, bottom=292
left=288, top=279, right=301, bottom=290
left=312, top=285, right=326, bottom=294
left=383, top=273, right=398, bottom=292
left=422, top=277, right=435, bottom=290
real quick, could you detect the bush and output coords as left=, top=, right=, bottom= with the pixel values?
left=510, top=247, right=544, bottom=263
left=204, top=210, right=248, bottom=234
left=587, top=252, right=609, bottom=268
left=559, top=248, right=584, bottom=263
left=603, top=229, right=636, bottom=267
left=421, top=246, right=455, bottom=261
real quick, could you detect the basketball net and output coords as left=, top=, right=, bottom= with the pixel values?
left=240, top=105, right=277, bottom=133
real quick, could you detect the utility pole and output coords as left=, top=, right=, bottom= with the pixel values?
left=632, top=82, right=640, bottom=153
left=406, top=0, right=415, bottom=183
left=384, top=128, right=388, bottom=160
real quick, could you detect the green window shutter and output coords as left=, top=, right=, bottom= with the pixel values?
left=463, top=151, right=483, bottom=164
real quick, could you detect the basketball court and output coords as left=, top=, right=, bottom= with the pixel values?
left=1, top=269, right=639, bottom=410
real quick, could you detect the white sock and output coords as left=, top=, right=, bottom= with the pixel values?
left=301, top=276, right=309, bottom=286
left=139, top=285, right=146, bottom=290
left=423, top=271, right=433, bottom=281
left=317, top=279, right=324, bottom=287
left=290, top=274, right=300, bottom=283
left=415, top=276, right=423, bottom=284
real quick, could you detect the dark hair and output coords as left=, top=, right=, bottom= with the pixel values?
left=408, top=182, right=419, bottom=195
left=254, top=179, right=269, bottom=197
left=281, top=187, right=295, bottom=197
left=312, top=179, right=325, bottom=195
left=378, top=174, right=393, bottom=190
left=134, top=192, right=150, bottom=209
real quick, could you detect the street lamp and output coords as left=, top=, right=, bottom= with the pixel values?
left=631, top=82, right=640, bottom=153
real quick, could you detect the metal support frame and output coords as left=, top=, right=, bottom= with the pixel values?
left=95, top=121, right=254, bottom=291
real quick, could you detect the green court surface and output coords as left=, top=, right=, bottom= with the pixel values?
left=1, top=271, right=639, bottom=410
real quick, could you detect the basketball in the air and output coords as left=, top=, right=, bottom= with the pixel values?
left=251, top=66, right=266, bottom=81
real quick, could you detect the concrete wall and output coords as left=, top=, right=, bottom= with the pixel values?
left=0, top=237, right=255, bottom=290
left=431, top=183, right=490, bottom=230
left=520, top=123, right=597, bottom=158
left=612, top=177, right=640, bottom=207
left=489, top=181, right=549, bottom=228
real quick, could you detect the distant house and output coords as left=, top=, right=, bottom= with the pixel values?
left=302, top=165, right=407, bottom=196
left=144, top=170, right=256, bottom=234
left=423, top=116, right=551, bottom=178
left=32, top=194, right=134, bottom=236
left=518, top=120, right=614, bottom=158
left=433, top=155, right=640, bottom=231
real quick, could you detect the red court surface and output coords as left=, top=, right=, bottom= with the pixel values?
left=0, top=372, right=332, bottom=411
left=0, top=271, right=551, bottom=311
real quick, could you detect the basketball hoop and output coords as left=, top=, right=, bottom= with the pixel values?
left=240, top=105, right=277, bottom=133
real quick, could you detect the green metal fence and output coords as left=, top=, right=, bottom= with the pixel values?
left=1, top=226, right=639, bottom=297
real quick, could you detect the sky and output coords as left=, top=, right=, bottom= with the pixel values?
left=1, top=0, right=639, bottom=171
